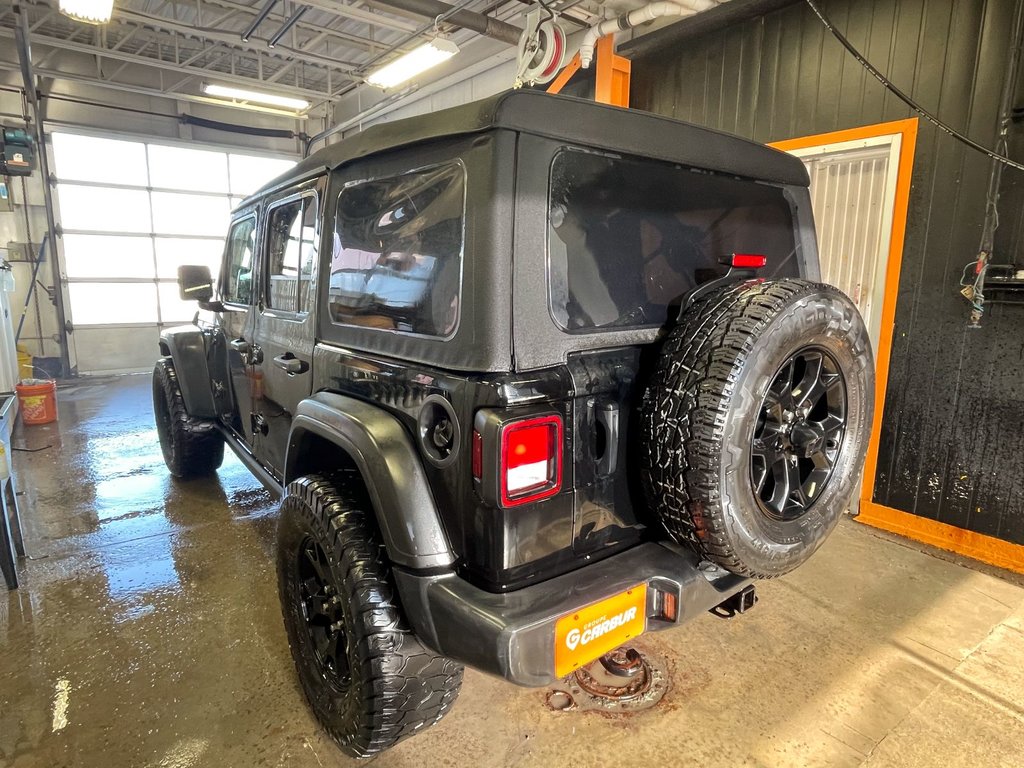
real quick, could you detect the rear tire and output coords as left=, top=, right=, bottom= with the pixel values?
left=641, top=279, right=873, bottom=578
left=277, top=472, right=463, bottom=758
left=152, top=357, right=224, bottom=478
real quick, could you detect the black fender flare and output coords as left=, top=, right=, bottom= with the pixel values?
left=284, top=393, right=456, bottom=571
left=159, top=326, right=216, bottom=419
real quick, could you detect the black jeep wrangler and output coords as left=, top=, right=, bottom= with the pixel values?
left=154, top=91, right=873, bottom=757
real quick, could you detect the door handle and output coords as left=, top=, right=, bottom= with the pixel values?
left=595, top=401, right=619, bottom=477
left=273, top=353, right=309, bottom=375
left=230, top=338, right=262, bottom=364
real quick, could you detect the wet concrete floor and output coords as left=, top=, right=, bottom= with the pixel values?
left=2, top=374, right=1023, bottom=767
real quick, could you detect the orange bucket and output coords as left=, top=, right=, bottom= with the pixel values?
left=16, top=379, right=58, bottom=425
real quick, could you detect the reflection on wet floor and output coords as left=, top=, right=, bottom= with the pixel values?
left=0, top=373, right=298, bottom=767
left=8, top=376, right=280, bottom=627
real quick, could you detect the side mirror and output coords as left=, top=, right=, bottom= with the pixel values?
left=178, top=265, right=213, bottom=302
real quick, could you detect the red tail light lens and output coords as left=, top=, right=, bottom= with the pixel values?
left=500, top=415, right=562, bottom=506
left=727, top=253, right=767, bottom=269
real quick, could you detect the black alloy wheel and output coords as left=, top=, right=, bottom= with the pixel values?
left=751, top=348, right=847, bottom=522
left=277, top=472, right=464, bottom=756
left=641, top=279, right=873, bottom=578
left=296, top=536, right=352, bottom=693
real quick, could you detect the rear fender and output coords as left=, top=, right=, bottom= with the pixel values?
left=159, top=326, right=216, bottom=419
left=285, top=393, right=456, bottom=571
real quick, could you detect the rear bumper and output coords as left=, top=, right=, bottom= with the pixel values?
left=393, top=542, right=751, bottom=687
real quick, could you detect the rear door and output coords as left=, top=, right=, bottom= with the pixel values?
left=541, top=146, right=805, bottom=556
left=250, top=178, right=323, bottom=475
left=210, top=212, right=259, bottom=442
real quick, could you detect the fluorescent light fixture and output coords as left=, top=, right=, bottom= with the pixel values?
left=201, top=83, right=309, bottom=111
left=58, top=0, right=114, bottom=24
left=366, top=39, right=460, bottom=89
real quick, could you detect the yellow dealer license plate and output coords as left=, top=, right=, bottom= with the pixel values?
left=554, top=584, right=647, bottom=679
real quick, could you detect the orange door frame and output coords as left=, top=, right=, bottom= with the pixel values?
left=773, top=119, right=1024, bottom=575
left=547, top=36, right=631, bottom=108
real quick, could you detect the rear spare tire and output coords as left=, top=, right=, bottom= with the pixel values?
left=641, top=279, right=873, bottom=578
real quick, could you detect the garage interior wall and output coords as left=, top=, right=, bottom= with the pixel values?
left=0, top=73, right=305, bottom=374
left=630, top=0, right=1024, bottom=550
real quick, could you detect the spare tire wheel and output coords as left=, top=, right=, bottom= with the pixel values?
left=641, top=279, right=874, bottom=578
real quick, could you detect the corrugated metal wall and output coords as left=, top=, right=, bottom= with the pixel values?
left=631, top=0, right=1024, bottom=544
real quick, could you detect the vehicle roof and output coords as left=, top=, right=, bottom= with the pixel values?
left=243, top=90, right=808, bottom=205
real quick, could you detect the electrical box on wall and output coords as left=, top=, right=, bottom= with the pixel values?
left=4, top=242, right=29, bottom=261
left=0, top=128, right=35, bottom=177
left=0, top=179, right=11, bottom=212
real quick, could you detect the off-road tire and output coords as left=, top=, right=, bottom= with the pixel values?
left=277, top=472, right=463, bottom=758
left=152, top=357, right=225, bottom=478
left=641, top=279, right=873, bottom=578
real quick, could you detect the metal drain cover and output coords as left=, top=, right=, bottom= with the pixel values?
left=545, top=646, right=668, bottom=713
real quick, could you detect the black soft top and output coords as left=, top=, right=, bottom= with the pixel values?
left=244, top=90, right=808, bottom=205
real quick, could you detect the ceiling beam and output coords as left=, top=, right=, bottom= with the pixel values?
left=0, top=59, right=321, bottom=118
left=294, top=0, right=420, bottom=33
left=0, top=27, right=335, bottom=101
left=107, top=9, right=363, bottom=75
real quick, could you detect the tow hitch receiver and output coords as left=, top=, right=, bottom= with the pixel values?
left=710, top=584, right=757, bottom=618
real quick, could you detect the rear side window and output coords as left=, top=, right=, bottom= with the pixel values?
left=222, top=216, right=257, bottom=305
left=265, top=194, right=317, bottom=314
left=548, top=149, right=799, bottom=332
left=329, top=163, right=464, bottom=337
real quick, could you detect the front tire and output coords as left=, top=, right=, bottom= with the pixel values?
left=277, top=472, right=463, bottom=757
left=152, top=357, right=224, bottom=478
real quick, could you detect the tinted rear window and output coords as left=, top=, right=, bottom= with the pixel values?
left=548, top=148, right=800, bottom=332
left=329, top=163, right=464, bottom=337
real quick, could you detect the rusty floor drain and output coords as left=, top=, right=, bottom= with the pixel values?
left=545, top=647, right=668, bottom=713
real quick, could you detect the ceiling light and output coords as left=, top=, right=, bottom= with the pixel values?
left=366, top=39, right=460, bottom=89
left=201, top=83, right=309, bottom=111
left=58, top=0, right=114, bottom=24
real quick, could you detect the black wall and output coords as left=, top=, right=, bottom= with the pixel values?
left=631, top=0, right=1024, bottom=544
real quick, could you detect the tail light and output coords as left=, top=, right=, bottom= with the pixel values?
left=501, top=416, right=562, bottom=506
left=472, top=410, right=564, bottom=507
left=721, top=252, right=767, bottom=269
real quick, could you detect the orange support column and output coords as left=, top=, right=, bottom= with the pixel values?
left=547, top=53, right=582, bottom=96
left=594, top=35, right=631, bottom=108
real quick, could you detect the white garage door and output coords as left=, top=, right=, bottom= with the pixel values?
left=51, top=132, right=294, bottom=374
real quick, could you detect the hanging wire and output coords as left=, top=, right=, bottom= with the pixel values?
left=805, top=0, right=1024, bottom=173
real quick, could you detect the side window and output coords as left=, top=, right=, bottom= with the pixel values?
left=329, top=163, right=464, bottom=337
left=265, top=194, right=317, bottom=314
left=222, top=216, right=257, bottom=305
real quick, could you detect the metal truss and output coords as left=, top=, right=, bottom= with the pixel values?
left=0, top=0, right=460, bottom=113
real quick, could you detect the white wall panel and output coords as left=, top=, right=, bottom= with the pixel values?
left=788, top=136, right=901, bottom=352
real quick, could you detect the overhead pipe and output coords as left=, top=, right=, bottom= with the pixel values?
left=241, top=0, right=279, bottom=42
left=372, top=0, right=521, bottom=46
left=268, top=5, right=308, bottom=48
left=579, top=0, right=719, bottom=68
